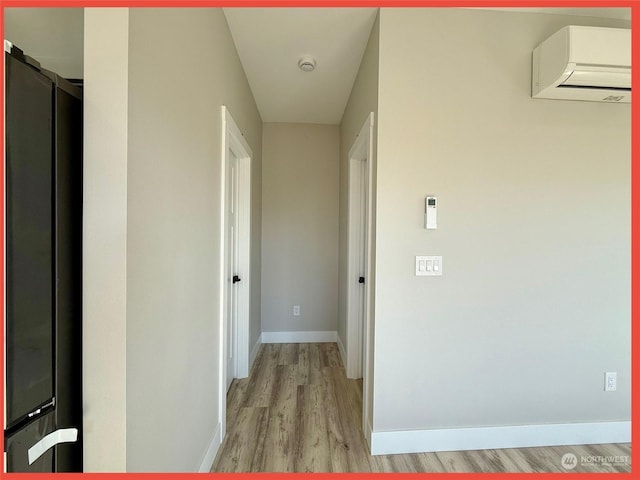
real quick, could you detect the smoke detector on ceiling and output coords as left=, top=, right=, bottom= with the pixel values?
left=298, top=56, right=316, bottom=72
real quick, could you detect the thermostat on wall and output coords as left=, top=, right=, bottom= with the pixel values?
left=425, top=196, right=437, bottom=229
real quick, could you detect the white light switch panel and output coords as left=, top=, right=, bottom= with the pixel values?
left=416, top=256, right=442, bottom=276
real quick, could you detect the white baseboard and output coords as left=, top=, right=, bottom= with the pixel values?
left=370, top=421, right=631, bottom=456
left=336, top=334, right=347, bottom=366
left=249, top=334, right=261, bottom=370
left=262, top=330, right=337, bottom=343
left=365, top=419, right=373, bottom=450
left=197, top=422, right=221, bottom=472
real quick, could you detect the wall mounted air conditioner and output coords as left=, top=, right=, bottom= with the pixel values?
left=532, top=26, right=631, bottom=103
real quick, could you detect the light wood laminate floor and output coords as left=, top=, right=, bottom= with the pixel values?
left=212, top=343, right=631, bottom=473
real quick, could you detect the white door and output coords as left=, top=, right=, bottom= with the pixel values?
left=346, top=113, right=373, bottom=385
left=358, top=159, right=368, bottom=374
left=347, top=151, right=368, bottom=378
left=225, top=148, right=239, bottom=391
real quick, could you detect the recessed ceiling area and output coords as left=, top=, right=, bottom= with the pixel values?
left=223, top=8, right=378, bottom=125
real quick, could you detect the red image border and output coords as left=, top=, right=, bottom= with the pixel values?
left=0, top=1, right=636, bottom=478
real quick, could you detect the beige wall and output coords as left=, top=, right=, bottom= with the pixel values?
left=338, top=12, right=379, bottom=432
left=4, top=8, right=84, bottom=78
left=261, top=123, right=339, bottom=333
left=373, top=8, right=630, bottom=432
left=83, top=8, right=129, bottom=472
left=125, top=8, right=262, bottom=472
left=84, top=7, right=262, bottom=471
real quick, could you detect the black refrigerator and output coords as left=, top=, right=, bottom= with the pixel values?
left=4, top=43, right=83, bottom=472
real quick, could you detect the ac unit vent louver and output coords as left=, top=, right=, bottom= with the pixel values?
left=532, top=26, right=631, bottom=103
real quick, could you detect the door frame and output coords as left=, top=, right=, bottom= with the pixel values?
left=346, top=113, right=374, bottom=434
left=219, top=106, right=252, bottom=438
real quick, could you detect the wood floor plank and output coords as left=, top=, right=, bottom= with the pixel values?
left=241, top=344, right=278, bottom=407
left=259, top=365, right=297, bottom=472
left=325, top=365, right=374, bottom=472
left=319, top=342, right=342, bottom=367
left=463, top=450, right=504, bottom=472
left=435, top=450, right=482, bottom=472
left=225, top=378, right=249, bottom=423
left=307, top=343, right=323, bottom=385
left=409, top=453, right=448, bottom=472
left=516, top=446, right=566, bottom=473
left=293, top=384, right=332, bottom=472
left=318, top=367, right=350, bottom=472
left=213, top=407, right=269, bottom=472
left=277, top=343, right=298, bottom=366
left=615, top=443, right=632, bottom=456
left=489, top=448, right=532, bottom=473
left=296, top=343, right=310, bottom=385
left=212, top=342, right=631, bottom=473
left=374, top=455, right=407, bottom=472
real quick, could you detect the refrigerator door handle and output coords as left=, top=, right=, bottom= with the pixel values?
left=27, top=428, right=78, bottom=465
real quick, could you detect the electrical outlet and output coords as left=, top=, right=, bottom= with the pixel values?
left=293, top=305, right=301, bottom=316
left=605, top=372, right=617, bottom=392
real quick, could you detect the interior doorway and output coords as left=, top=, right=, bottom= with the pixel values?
left=345, top=113, right=374, bottom=434
left=220, top=106, right=252, bottom=437
left=346, top=113, right=374, bottom=379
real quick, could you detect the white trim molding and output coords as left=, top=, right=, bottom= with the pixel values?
left=250, top=334, right=262, bottom=370
left=370, top=421, right=631, bottom=456
left=197, top=422, right=221, bottom=472
left=262, top=331, right=338, bottom=343
left=365, top=419, right=373, bottom=450
left=336, top=334, right=347, bottom=367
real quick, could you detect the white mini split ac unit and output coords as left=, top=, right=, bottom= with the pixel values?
left=532, top=26, right=631, bottom=103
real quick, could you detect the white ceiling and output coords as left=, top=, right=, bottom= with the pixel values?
left=223, top=7, right=629, bottom=125
left=223, top=8, right=378, bottom=125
